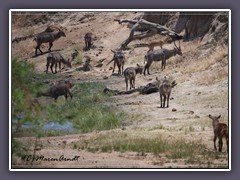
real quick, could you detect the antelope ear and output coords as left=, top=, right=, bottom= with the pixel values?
left=217, top=115, right=221, bottom=119
left=171, top=81, right=177, bottom=88
left=137, top=63, right=140, bottom=67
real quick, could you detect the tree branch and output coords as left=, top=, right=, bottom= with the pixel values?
left=115, top=18, right=183, bottom=49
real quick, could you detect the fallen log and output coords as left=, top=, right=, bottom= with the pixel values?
left=114, top=18, right=183, bottom=49
left=103, top=82, right=159, bottom=95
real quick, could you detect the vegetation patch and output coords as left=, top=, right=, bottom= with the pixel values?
left=72, top=131, right=215, bottom=164
left=12, top=59, right=125, bottom=137
left=46, top=82, right=125, bottom=133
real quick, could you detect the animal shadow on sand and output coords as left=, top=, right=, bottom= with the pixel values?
left=31, top=49, right=63, bottom=58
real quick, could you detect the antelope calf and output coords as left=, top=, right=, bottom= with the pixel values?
left=208, top=114, right=229, bottom=153
left=147, top=36, right=172, bottom=53
left=156, top=77, right=177, bottom=108
left=46, top=52, right=72, bottom=74
left=123, top=64, right=143, bottom=91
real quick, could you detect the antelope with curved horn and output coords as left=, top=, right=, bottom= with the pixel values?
left=143, top=43, right=182, bottom=75
left=33, top=25, right=66, bottom=56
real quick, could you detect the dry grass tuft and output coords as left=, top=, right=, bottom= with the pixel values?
left=196, top=67, right=228, bottom=85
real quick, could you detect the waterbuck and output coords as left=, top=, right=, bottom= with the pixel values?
left=156, top=77, right=177, bottom=108
left=46, top=52, right=72, bottom=74
left=84, top=32, right=93, bottom=51
left=143, top=46, right=182, bottom=75
left=33, top=26, right=66, bottom=56
left=37, top=80, right=74, bottom=101
left=208, top=114, right=229, bottom=153
left=123, top=64, right=143, bottom=91
left=107, top=49, right=125, bottom=75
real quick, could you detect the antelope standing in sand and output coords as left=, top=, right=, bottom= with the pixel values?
left=208, top=114, right=229, bottom=153
left=84, top=32, right=93, bottom=51
left=156, top=77, right=177, bottom=108
left=46, top=52, right=72, bottom=74
left=123, top=64, right=143, bottom=91
left=107, top=49, right=125, bottom=75
left=143, top=45, right=182, bottom=75
left=33, top=25, right=66, bottom=56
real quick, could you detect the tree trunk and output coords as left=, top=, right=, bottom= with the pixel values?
left=114, top=18, right=182, bottom=49
left=103, top=82, right=159, bottom=95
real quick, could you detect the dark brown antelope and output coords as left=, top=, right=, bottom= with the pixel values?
left=84, top=32, right=93, bottom=50
left=143, top=44, right=182, bottom=75
left=37, top=80, right=74, bottom=101
left=123, top=64, right=143, bottom=91
left=46, top=52, right=72, bottom=74
left=107, top=49, right=125, bottom=75
left=156, top=77, right=177, bottom=108
left=33, top=25, right=66, bottom=56
left=208, top=114, right=229, bottom=153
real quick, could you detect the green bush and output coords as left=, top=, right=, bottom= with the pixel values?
left=12, top=59, right=124, bottom=136
left=45, top=82, right=124, bottom=133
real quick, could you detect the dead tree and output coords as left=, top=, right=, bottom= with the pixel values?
left=103, top=82, right=159, bottom=95
left=114, top=18, right=183, bottom=49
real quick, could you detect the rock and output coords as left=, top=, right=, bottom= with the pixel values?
left=189, top=111, right=194, bottom=115
left=172, top=108, right=177, bottom=112
left=95, top=63, right=103, bottom=67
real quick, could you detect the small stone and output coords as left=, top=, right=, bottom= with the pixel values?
left=189, top=111, right=194, bottom=115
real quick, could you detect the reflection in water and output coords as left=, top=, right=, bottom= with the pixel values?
left=43, top=122, right=73, bottom=131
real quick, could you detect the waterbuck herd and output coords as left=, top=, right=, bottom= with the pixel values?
left=31, top=24, right=228, bottom=154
